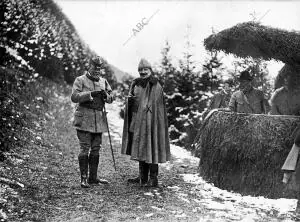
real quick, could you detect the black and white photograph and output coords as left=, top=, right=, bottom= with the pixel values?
left=1, top=0, right=300, bottom=221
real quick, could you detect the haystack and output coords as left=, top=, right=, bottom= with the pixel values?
left=194, top=110, right=300, bottom=198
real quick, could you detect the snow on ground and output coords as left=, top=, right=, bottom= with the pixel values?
left=105, top=101, right=124, bottom=145
left=181, top=173, right=296, bottom=218
left=106, top=101, right=297, bottom=221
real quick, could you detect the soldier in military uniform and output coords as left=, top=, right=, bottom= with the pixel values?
left=228, top=71, right=266, bottom=114
left=270, top=75, right=300, bottom=115
left=71, top=56, right=114, bottom=188
left=208, top=78, right=234, bottom=110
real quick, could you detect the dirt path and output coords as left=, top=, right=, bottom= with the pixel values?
left=7, top=88, right=298, bottom=222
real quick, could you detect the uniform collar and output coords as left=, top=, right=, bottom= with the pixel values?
left=134, top=75, right=158, bottom=88
left=86, top=71, right=99, bottom=81
left=242, top=86, right=254, bottom=95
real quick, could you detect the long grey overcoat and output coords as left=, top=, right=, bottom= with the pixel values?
left=121, top=79, right=170, bottom=164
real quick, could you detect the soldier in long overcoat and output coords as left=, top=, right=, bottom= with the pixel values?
left=121, top=58, right=170, bottom=187
left=71, top=56, right=114, bottom=188
left=276, top=74, right=300, bottom=213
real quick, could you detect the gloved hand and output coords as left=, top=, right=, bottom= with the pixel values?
left=91, top=90, right=107, bottom=100
left=91, top=90, right=103, bottom=97
left=100, top=90, right=107, bottom=100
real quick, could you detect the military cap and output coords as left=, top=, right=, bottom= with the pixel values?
left=138, top=58, right=152, bottom=71
left=91, top=56, right=106, bottom=67
left=239, top=70, right=253, bottom=81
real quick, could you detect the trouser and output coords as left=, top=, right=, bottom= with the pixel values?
left=77, top=130, right=102, bottom=157
left=77, top=130, right=102, bottom=179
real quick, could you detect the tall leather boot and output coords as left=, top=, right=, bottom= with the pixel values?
left=128, top=161, right=143, bottom=184
left=140, top=162, right=149, bottom=187
left=88, top=154, right=108, bottom=184
left=78, top=155, right=90, bottom=188
left=147, top=164, right=158, bottom=187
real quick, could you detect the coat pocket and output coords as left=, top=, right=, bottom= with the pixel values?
left=129, top=112, right=137, bottom=132
left=73, top=111, right=84, bottom=127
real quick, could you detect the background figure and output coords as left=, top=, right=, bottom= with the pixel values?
left=121, top=58, right=170, bottom=187
left=228, top=70, right=266, bottom=114
left=282, top=130, right=300, bottom=214
left=208, top=78, right=234, bottom=109
left=269, top=75, right=300, bottom=115
left=274, top=74, right=300, bottom=214
left=71, top=56, right=114, bottom=188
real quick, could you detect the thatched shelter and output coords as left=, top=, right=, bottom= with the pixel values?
left=195, top=111, right=300, bottom=198
left=204, top=22, right=300, bottom=65
left=197, top=21, right=300, bottom=198
left=204, top=22, right=300, bottom=89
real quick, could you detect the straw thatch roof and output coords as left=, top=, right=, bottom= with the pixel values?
left=204, top=22, right=300, bottom=66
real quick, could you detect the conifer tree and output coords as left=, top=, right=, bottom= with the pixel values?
left=173, top=25, right=201, bottom=145
left=156, top=40, right=182, bottom=140
left=159, top=40, right=177, bottom=92
left=198, top=49, right=228, bottom=116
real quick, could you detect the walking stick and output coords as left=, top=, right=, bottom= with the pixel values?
left=103, top=104, right=117, bottom=171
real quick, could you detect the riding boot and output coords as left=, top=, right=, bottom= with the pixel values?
left=78, top=155, right=90, bottom=188
left=147, top=164, right=158, bottom=187
left=140, top=162, right=149, bottom=187
left=128, top=161, right=144, bottom=183
left=88, top=154, right=108, bottom=184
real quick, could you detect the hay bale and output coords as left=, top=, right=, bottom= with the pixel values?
left=204, top=22, right=300, bottom=66
left=194, top=110, right=300, bottom=198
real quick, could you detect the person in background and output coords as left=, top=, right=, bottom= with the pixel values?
left=228, top=70, right=266, bottom=114
left=281, top=125, right=300, bottom=215
left=71, top=56, right=114, bottom=188
left=208, top=78, right=234, bottom=110
left=121, top=58, right=170, bottom=187
left=269, top=75, right=300, bottom=115
left=274, top=74, right=300, bottom=214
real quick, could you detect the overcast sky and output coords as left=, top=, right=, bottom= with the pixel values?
left=55, top=0, right=300, bottom=77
